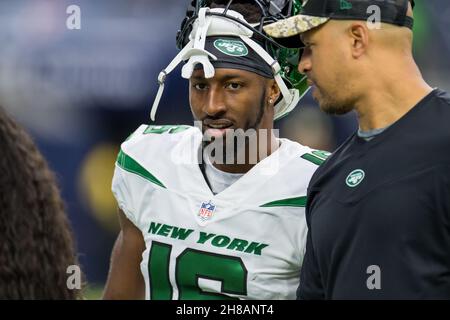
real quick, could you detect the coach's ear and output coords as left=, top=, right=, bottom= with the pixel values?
left=347, top=21, right=369, bottom=59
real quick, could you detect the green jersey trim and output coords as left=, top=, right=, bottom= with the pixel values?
left=116, top=150, right=166, bottom=189
left=260, top=196, right=307, bottom=208
left=301, top=153, right=324, bottom=165
left=300, top=150, right=331, bottom=166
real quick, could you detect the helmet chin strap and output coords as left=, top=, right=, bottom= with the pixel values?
left=150, top=7, right=303, bottom=122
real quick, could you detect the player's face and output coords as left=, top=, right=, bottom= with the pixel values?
left=189, top=68, right=274, bottom=139
left=298, top=22, right=355, bottom=115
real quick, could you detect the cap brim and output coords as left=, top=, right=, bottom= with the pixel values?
left=263, top=14, right=330, bottom=38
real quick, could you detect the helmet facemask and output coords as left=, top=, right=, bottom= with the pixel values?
left=150, top=0, right=308, bottom=121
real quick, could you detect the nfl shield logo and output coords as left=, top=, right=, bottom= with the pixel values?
left=198, top=201, right=216, bottom=221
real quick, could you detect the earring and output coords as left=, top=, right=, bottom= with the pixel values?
left=269, top=98, right=273, bottom=104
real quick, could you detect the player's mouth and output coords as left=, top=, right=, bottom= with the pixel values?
left=203, top=119, right=234, bottom=138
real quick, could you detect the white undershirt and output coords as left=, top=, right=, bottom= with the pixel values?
left=203, top=151, right=244, bottom=195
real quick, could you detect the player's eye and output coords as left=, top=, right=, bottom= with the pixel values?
left=193, top=83, right=208, bottom=91
left=226, top=82, right=242, bottom=90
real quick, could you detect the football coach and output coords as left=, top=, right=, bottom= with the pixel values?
left=264, top=0, right=450, bottom=299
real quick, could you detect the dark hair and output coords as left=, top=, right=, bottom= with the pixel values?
left=0, top=106, right=82, bottom=299
left=210, top=0, right=262, bottom=23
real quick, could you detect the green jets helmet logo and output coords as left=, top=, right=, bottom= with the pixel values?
left=214, top=39, right=248, bottom=57
left=346, top=169, right=365, bottom=187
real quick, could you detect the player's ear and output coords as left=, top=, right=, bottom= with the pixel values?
left=347, top=21, right=369, bottom=59
left=268, top=79, right=281, bottom=104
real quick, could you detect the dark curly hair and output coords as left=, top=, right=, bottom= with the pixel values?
left=0, top=106, right=82, bottom=299
left=210, top=0, right=262, bottom=23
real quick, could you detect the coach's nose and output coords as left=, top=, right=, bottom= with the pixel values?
left=298, top=48, right=312, bottom=75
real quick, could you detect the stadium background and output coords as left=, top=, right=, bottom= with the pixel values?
left=0, top=0, right=448, bottom=298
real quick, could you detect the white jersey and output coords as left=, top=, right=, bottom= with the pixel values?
left=111, top=124, right=327, bottom=300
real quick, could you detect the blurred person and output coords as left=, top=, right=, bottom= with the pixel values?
left=103, top=0, right=329, bottom=300
left=281, top=105, right=335, bottom=151
left=0, top=106, right=82, bottom=299
left=265, top=0, right=450, bottom=299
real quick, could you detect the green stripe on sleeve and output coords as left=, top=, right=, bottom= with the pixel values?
left=260, top=196, right=307, bottom=208
left=301, top=153, right=325, bottom=166
left=116, top=150, right=166, bottom=188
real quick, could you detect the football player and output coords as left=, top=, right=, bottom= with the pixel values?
left=103, top=0, right=326, bottom=300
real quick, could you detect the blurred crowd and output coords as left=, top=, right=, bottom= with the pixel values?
left=0, top=0, right=448, bottom=296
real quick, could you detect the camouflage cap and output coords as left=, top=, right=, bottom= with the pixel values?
left=264, top=14, right=329, bottom=38
left=264, top=0, right=414, bottom=39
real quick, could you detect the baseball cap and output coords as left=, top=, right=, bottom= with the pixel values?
left=263, top=0, right=415, bottom=39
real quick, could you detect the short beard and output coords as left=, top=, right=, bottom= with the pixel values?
left=315, top=84, right=355, bottom=115
left=245, top=87, right=266, bottom=131
left=320, top=99, right=354, bottom=115
left=203, top=88, right=267, bottom=165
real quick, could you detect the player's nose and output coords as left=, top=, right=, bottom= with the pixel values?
left=203, top=87, right=227, bottom=117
